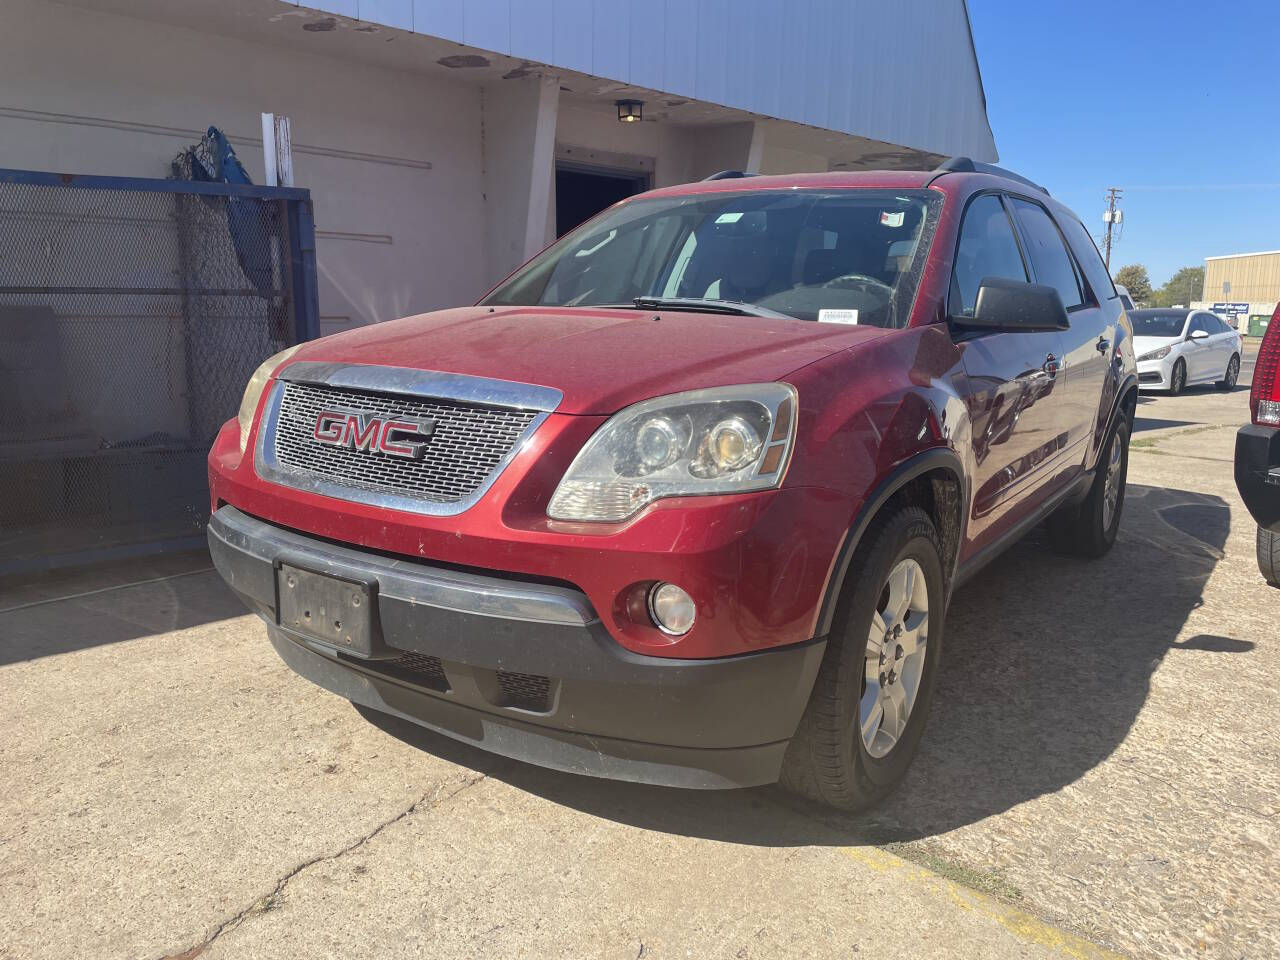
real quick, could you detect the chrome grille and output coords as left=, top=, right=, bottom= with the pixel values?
left=271, top=380, right=539, bottom=503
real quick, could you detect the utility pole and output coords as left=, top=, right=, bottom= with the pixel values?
left=1102, top=186, right=1123, bottom=270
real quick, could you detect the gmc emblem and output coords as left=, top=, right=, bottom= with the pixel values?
left=312, top=409, right=436, bottom=460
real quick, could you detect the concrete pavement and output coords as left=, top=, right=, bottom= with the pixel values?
left=2, top=342, right=1275, bottom=959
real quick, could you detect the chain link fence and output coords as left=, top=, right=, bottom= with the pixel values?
left=0, top=170, right=317, bottom=573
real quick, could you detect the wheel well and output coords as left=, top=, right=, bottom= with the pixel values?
left=881, top=469, right=963, bottom=590
left=1121, top=383, right=1138, bottom=422
left=816, top=456, right=967, bottom=638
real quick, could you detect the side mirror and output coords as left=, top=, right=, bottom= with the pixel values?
left=953, top=277, right=1070, bottom=333
left=1190, top=329, right=1210, bottom=340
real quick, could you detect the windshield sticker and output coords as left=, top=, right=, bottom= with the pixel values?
left=879, top=211, right=905, bottom=228
left=819, top=309, right=859, bottom=325
left=715, top=212, right=745, bottom=224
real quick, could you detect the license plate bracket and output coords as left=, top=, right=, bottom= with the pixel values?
left=277, top=563, right=376, bottom=657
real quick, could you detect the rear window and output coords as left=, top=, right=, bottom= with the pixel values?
left=1058, top=214, right=1117, bottom=302
left=1130, top=311, right=1187, bottom=338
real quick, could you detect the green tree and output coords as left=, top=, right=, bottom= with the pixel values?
left=1113, top=264, right=1152, bottom=303
left=1151, top=266, right=1205, bottom=307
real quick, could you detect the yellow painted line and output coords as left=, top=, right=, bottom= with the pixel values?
left=840, top=846, right=1129, bottom=960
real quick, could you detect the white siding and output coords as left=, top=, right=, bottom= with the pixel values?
left=294, top=0, right=997, bottom=160
left=0, top=0, right=490, bottom=336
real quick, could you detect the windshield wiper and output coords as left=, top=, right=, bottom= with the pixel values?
left=631, top=296, right=797, bottom=321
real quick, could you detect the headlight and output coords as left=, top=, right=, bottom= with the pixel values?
left=237, top=344, right=303, bottom=452
left=547, top=384, right=797, bottom=522
left=1137, top=345, right=1172, bottom=362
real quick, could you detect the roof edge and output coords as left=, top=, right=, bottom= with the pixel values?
left=958, top=0, right=998, bottom=163
left=1204, top=250, right=1280, bottom=261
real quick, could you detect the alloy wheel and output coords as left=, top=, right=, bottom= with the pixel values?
left=1102, top=430, right=1124, bottom=530
left=1226, top=356, right=1239, bottom=388
left=861, top=558, right=929, bottom=759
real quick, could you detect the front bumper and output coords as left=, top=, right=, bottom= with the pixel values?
left=1136, top=356, right=1173, bottom=389
left=208, top=506, right=825, bottom=788
left=1235, top=424, right=1280, bottom=532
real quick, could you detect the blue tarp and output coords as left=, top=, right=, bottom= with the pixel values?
left=175, top=127, right=275, bottom=297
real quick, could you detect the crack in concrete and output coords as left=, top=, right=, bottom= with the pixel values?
left=156, top=773, right=486, bottom=960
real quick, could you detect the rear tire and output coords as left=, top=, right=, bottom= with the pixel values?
left=1047, top=415, right=1130, bottom=558
left=780, top=506, right=944, bottom=812
left=1168, top=359, right=1187, bottom=395
left=1259, top=527, right=1280, bottom=588
left=1217, top=354, right=1241, bottom=390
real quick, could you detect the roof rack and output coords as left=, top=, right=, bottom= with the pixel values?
left=928, top=157, right=1049, bottom=195
left=702, top=170, right=758, bottom=181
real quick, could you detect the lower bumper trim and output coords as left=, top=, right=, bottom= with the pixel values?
left=270, top=628, right=790, bottom=789
left=208, top=505, right=824, bottom=789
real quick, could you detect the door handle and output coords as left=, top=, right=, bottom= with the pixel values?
left=1096, top=336, right=1110, bottom=353
left=1043, top=354, right=1061, bottom=376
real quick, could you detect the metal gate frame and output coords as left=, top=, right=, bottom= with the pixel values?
left=0, top=168, right=319, bottom=574
left=0, top=168, right=320, bottom=340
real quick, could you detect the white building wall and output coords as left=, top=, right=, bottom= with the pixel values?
left=2, top=0, right=998, bottom=343
left=297, top=0, right=998, bottom=161
left=482, top=76, right=561, bottom=283
left=0, top=0, right=490, bottom=336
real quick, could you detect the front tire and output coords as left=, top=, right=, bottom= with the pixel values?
left=1218, top=354, right=1241, bottom=390
left=1047, top=415, right=1130, bottom=557
left=1169, top=359, right=1187, bottom=395
left=780, top=506, right=944, bottom=811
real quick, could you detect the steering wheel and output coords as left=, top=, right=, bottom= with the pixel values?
left=822, top=273, right=894, bottom=297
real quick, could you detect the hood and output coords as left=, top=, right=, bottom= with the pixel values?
left=286, top=305, right=889, bottom=414
left=1133, top=334, right=1181, bottom=357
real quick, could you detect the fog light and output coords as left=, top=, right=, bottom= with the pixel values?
left=648, top=582, right=695, bottom=635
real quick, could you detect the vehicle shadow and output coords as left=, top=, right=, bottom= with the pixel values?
left=358, top=483, right=1233, bottom=846
left=0, top=559, right=245, bottom=665
left=1132, top=417, right=1195, bottom=433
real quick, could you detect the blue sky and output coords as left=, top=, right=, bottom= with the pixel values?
left=967, top=0, right=1280, bottom=289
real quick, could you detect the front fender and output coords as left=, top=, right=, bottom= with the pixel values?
left=813, top=446, right=968, bottom=638
left=784, top=324, right=971, bottom=638
left=1090, top=316, right=1139, bottom=469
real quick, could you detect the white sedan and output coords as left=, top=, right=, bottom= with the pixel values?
left=1133, top=308, right=1243, bottom=394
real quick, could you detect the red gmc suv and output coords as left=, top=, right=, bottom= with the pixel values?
left=208, top=160, right=1138, bottom=810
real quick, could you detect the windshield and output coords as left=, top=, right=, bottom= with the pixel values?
left=484, top=189, right=944, bottom=328
left=1130, top=311, right=1188, bottom=338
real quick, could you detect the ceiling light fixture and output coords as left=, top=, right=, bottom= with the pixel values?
left=616, top=99, right=644, bottom=123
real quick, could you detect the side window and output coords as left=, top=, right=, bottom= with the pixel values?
left=1008, top=198, right=1084, bottom=310
left=1058, top=214, right=1116, bottom=302
left=1213, top=317, right=1232, bottom=334
left=950, top=194, right=1028, bottom=317
left=1189, top=315, right=1210, bottom=337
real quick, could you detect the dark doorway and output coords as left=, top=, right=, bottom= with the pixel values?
left=555, top=165, right=647, bottom=236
